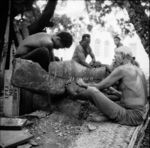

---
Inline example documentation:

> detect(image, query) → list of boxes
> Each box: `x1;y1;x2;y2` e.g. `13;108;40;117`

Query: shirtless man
77;51;148;126
72;34;96;68
15;31;73;71
14;31;73;113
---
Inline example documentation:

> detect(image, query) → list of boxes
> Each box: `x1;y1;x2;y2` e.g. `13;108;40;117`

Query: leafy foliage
85;0;150;56
12;0;36;17
51;14;73;30
12;0;150;55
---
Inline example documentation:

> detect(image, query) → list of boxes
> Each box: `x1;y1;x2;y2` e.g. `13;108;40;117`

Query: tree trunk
28;0;58;34
124;1;150;57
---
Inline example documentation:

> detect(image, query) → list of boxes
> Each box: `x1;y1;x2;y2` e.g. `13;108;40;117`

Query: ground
23;100;149;148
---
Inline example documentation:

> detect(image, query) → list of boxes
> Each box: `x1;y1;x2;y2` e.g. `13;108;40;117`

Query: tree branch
28;0;58;34
124;0;150;56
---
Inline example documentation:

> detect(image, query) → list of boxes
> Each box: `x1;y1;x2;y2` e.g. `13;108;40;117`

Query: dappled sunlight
89;30;115;65
45;0;149;78
56;0;87;19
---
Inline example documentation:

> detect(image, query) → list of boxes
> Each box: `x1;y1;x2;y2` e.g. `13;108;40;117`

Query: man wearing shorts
77;51;148;126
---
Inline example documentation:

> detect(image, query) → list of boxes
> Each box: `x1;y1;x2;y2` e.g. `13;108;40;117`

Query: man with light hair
76;50;149;126
113;35;139;68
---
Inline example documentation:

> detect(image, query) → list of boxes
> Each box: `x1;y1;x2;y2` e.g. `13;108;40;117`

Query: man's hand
76;78;88;88
111;87;121;95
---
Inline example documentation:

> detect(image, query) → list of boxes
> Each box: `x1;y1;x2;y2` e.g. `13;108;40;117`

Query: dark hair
114;36;121;40
57;31;73;48
82;34;90;41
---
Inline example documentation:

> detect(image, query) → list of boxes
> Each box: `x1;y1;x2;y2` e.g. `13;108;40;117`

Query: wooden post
3;42;20;116
0;0;11;116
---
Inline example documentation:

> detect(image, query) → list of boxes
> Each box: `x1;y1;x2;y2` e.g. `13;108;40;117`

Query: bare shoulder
112;64;136;78
33;32;51;41
34;32;53;46
119;64;135;72
75;44;83;52
31;32;48;37
113;65;125;73
18;32;53;50
120;64;142;79
76;44;82;49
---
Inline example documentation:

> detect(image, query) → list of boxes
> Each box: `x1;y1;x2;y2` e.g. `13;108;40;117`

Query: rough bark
49;60;106;81
85;0;150;57
124;1;150;56
28;0;58;34
11;59;107;95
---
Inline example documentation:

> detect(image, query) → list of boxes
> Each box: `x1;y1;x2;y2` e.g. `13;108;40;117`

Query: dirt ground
24;109;149;148
28;111;84;148
21;99;150;148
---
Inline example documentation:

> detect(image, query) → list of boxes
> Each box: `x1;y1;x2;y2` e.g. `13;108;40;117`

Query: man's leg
22;47;50;71
85;87;126;120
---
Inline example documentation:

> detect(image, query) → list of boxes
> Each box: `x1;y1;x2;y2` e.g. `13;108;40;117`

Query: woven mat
70;122;137;148
70;105;149;148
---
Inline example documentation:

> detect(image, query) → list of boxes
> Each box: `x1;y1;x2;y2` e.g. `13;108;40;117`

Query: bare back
120;64;147;106
15;32;53;58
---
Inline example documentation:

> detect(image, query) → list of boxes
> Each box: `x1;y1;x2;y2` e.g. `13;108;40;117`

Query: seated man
72;34;96;68
15;31;73;71
77;51;149;126
14;31;72;113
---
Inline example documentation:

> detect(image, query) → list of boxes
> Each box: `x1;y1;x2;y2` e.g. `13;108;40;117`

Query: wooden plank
11;42;20;116
0;95;4;116
3;42;20;116
3;70;14;116
0;130;33;148
0;0;11;116
0;117;27;130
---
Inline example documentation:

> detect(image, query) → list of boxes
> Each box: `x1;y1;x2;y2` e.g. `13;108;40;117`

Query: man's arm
76;48;91;68
94;66;123;89
77;66;123;89
79;59;91;68
109;86;122;97
89;46;96;62
92;67;123;89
